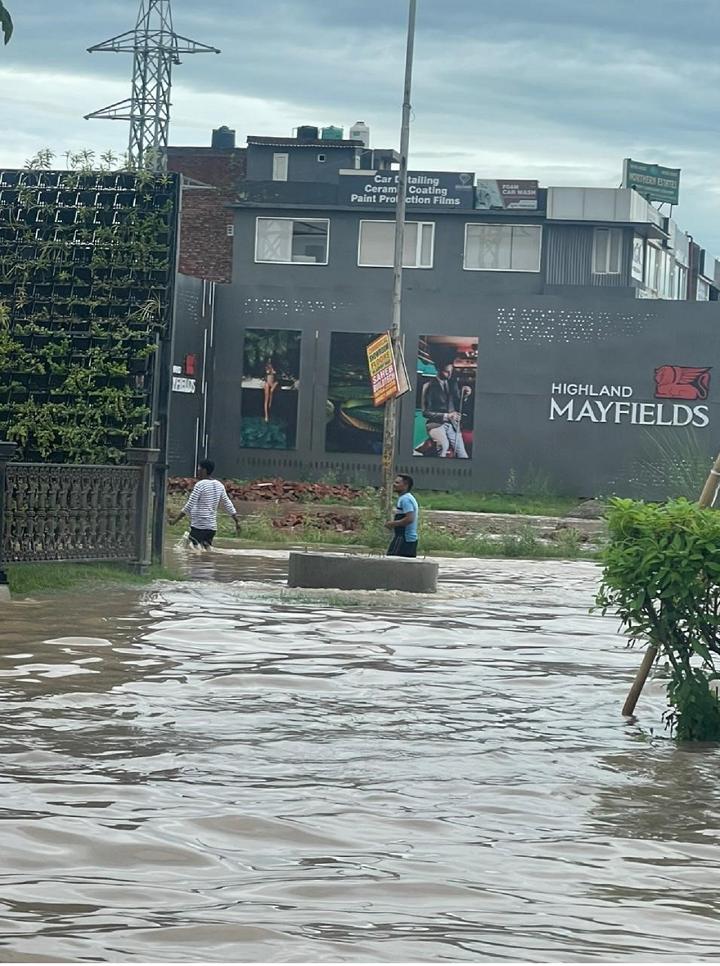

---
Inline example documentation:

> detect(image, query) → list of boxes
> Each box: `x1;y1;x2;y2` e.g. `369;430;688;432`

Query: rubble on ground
272;510;362;533
168;477;363;504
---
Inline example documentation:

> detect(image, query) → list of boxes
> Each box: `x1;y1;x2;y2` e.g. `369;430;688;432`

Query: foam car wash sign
340;171;474;209
475;179;538;210
623;159;681;205
548;366;711;427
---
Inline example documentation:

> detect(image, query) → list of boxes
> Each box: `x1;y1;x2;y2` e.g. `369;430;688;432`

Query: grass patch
165;494;596;561
414;490;576;516
7;562;181;597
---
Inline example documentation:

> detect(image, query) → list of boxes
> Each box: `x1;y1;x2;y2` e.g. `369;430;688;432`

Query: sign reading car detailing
548;366;711;427
475;179;538;210
366;332;399;406
623;159;680;205
340;171;474;209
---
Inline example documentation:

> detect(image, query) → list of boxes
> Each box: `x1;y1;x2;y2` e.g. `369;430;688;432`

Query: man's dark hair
398;474;414;491
199;458;215;476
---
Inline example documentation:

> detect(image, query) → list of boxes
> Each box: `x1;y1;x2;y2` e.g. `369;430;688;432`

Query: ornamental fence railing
0;442;159;586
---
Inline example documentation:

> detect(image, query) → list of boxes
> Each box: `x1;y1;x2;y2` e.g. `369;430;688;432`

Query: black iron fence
0;443;159;586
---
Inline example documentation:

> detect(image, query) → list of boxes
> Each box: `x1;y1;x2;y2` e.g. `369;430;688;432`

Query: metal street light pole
381;0;417;518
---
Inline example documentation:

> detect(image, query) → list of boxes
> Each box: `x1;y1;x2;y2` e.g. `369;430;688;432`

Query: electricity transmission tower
85;0;220;171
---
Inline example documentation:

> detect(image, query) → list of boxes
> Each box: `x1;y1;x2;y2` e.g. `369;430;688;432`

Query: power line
85;0;220;171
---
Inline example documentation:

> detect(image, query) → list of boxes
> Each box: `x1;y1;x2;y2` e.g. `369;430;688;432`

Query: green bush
597;498;720;741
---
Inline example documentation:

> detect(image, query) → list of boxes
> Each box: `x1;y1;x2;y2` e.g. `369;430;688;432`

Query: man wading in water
385;474;419;558
168;459;241;549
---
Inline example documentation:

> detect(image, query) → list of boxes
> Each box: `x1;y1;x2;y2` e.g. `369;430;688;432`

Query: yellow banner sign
366;332;399;407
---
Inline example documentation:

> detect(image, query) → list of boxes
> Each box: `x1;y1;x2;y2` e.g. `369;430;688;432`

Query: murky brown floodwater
1;547;719;962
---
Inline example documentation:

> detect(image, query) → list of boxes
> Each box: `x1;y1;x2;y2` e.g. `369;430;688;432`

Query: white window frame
317;153;327;163
272;153;289;182
592;227;623;275
254;217;330;266
463;223;542;273
356;219;435;269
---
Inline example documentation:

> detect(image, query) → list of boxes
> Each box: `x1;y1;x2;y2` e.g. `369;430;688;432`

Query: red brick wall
167;147;247;283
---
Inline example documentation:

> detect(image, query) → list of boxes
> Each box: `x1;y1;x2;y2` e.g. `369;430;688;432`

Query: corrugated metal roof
247;136;362;149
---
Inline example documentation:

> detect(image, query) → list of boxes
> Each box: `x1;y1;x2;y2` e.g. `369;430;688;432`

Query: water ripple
0;555;718;961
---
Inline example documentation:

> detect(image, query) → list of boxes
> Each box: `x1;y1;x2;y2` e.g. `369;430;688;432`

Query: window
463;224;542;272
645;243;660;293
317;154;327;163
357;220;435;268
272;153;288;182
675;264;688;301
592;227;623;274
255;218;329;265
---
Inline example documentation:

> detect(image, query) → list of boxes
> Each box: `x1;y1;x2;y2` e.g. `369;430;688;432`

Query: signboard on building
475;179;538;210
339;171;474;209
631;235;645;281
623;159;680;205
172;377;196;394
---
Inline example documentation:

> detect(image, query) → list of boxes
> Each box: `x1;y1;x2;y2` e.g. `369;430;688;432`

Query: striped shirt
182;479;237;530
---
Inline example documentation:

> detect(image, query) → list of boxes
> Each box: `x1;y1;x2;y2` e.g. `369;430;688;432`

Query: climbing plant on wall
0;150;178;463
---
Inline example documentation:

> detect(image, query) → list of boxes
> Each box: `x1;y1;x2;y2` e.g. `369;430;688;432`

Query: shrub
597;498;720;741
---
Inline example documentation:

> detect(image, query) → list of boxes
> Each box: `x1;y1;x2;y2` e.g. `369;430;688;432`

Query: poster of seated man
413;336;477;459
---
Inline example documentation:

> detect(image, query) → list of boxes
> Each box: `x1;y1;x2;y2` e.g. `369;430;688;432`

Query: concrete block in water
287;551;438;594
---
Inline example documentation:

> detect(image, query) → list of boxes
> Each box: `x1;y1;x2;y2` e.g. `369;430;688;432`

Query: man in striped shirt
169;459;241;548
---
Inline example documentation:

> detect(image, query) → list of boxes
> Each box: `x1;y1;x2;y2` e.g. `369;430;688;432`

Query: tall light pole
381;0;417;516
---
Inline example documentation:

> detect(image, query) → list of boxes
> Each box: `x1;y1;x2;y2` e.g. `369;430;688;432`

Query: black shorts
189;527;216;548
387;534;418;558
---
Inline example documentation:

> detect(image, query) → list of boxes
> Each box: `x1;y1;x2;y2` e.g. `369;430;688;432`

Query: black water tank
297;125;319;142
211;126;236;150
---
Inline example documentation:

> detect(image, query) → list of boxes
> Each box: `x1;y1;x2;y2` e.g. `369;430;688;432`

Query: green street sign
623;159;680;205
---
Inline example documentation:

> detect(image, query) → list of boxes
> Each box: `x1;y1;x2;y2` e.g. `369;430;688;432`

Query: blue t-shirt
396;493;419;542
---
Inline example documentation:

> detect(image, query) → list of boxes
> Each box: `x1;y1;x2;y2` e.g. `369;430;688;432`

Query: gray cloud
3;0;720;251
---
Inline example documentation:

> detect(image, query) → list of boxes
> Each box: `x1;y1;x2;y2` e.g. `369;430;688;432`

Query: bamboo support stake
621;451;720;717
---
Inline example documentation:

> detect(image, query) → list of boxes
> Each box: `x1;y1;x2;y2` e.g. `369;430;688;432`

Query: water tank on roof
211;126;236;150
350;121;370;148
297;125;319;142
321;125;344;140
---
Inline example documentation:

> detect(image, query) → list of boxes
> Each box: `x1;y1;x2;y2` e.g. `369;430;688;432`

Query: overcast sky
3;0;719;251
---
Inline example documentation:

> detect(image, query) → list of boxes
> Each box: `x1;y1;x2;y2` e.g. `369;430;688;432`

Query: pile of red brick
271;510;362;533
168;477;363;504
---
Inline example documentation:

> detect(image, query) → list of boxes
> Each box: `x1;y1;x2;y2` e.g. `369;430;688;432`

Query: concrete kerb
288;551;438;594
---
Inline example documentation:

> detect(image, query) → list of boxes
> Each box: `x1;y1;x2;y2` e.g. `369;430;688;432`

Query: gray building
169;129;720;497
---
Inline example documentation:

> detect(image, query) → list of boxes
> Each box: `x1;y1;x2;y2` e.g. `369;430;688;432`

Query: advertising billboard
338;171;475;210
326;332;386;454
623;159;680;205
475;179;538;210
414;336;478;459
240;329;301;449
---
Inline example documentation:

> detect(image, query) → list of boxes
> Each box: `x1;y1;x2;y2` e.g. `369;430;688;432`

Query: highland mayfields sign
549;366;712;427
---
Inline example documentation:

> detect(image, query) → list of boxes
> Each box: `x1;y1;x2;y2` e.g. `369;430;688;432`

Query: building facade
168;128;720;496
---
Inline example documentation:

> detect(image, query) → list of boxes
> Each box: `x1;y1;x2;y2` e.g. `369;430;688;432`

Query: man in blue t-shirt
385;474;420;558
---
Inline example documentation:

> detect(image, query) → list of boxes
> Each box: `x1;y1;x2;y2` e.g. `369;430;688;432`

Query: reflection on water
1;550;719;962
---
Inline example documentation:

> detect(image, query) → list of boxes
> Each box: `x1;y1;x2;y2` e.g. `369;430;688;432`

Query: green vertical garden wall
0;166;178;463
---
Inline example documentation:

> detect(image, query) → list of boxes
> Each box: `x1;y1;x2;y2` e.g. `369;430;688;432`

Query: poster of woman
240;329;301;449
414;336;478;459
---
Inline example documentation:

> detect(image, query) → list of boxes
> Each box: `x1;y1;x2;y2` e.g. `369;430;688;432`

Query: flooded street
1;550;719;962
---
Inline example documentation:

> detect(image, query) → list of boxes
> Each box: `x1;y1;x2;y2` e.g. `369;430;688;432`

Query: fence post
0;441;17;600
127;447;160;574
